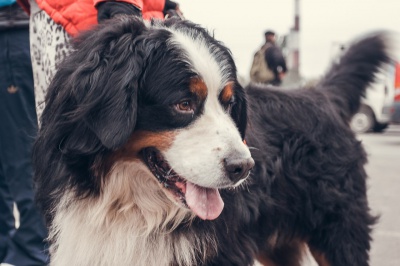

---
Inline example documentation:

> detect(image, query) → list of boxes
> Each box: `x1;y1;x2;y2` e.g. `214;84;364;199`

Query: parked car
350;63;396;133
390;62;400;124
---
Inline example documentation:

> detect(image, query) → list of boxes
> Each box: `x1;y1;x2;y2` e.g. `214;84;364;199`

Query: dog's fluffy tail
316;32;394;122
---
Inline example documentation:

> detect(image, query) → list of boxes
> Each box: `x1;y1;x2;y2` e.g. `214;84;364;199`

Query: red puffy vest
19;0;165;36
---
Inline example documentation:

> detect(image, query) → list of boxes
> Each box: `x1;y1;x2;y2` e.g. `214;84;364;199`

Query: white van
350;64;395;133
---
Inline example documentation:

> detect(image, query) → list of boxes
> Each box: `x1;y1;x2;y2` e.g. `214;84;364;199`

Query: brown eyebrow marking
190;78;208;100
220;82;234;103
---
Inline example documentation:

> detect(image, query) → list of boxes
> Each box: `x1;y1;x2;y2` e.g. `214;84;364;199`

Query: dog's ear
62;17;147;150
231;82;248;140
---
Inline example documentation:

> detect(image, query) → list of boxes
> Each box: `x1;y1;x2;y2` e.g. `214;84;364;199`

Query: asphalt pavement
359;125;400;266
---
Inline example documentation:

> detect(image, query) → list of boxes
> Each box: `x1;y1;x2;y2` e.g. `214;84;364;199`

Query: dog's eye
176;100;194;113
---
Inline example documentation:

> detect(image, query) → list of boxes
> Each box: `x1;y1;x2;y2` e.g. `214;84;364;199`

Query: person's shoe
1;263;16;266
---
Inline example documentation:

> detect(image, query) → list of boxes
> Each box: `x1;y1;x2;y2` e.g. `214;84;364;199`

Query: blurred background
179;0;399;82
180;0;400;134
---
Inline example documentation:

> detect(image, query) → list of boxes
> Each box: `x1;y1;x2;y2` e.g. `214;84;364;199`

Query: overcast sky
179;0;400;80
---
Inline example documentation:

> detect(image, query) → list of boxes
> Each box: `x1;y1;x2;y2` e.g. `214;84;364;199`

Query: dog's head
37;16;253;221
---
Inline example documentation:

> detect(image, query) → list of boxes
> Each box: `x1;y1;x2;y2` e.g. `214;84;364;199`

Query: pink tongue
185;182;224;220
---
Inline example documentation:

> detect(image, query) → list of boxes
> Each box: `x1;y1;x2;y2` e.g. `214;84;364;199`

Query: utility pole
282;0;301;86
292;0;300;75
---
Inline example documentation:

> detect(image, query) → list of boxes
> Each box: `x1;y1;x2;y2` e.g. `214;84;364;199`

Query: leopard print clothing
30;0;72;120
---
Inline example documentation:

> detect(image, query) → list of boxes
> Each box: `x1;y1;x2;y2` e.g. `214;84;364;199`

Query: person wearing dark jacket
0;1;49;265
264;30;287;86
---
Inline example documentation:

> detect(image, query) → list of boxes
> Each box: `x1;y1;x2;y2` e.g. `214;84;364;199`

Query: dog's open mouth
142;147;224;220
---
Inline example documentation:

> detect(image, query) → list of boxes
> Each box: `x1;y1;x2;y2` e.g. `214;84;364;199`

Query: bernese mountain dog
32;16;392;266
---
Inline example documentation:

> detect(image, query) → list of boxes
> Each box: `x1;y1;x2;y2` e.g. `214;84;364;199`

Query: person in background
16;0;182;120
0;1;49;265
250;30;287;86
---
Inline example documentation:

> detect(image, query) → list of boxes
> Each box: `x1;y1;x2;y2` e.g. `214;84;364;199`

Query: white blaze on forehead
168;29;231;96
168;28;237;137
163;28;251;189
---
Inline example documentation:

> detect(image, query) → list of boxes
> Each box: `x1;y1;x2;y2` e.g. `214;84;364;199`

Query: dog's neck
48;161;216;266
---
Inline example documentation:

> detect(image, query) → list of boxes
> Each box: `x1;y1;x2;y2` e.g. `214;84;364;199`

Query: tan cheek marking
122;130;176;157
220;82;233;103
92;131;176;190
190;78;208;100
105;130;177;164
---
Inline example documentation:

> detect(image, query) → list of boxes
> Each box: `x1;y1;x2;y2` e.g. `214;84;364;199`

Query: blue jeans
0;27;49;266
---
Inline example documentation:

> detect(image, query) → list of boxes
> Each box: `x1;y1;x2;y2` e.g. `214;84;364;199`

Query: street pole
282;0;301;86
293;0;300;75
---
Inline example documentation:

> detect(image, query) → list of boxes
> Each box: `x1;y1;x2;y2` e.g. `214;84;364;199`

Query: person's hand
164;0;184;19
97;2;142;23
174;6;184;19
174;5;183;16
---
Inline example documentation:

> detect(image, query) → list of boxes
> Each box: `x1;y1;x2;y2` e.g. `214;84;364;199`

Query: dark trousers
0;27;49;266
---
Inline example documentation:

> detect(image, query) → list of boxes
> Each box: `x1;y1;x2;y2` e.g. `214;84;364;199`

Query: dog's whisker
166;168;173;176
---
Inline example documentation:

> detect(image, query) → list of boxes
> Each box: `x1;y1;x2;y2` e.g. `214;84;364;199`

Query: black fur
33;16;391;266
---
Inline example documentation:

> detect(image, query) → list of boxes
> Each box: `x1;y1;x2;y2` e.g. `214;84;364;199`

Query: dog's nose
224;157;255;183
